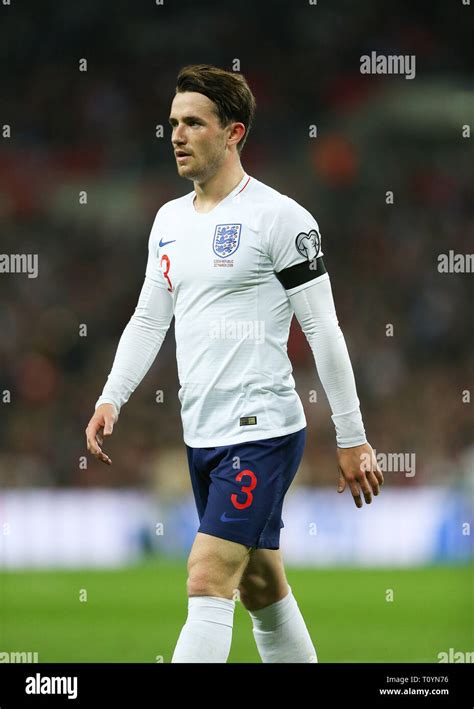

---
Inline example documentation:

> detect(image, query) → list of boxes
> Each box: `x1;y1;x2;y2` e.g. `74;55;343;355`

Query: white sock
248;585;318;663
171;595;235;663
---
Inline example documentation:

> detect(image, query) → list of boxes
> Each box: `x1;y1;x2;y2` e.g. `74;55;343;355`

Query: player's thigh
238;548;289;609
187;531;252;594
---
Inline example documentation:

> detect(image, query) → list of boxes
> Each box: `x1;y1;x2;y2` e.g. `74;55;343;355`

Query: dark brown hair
175;64;256;154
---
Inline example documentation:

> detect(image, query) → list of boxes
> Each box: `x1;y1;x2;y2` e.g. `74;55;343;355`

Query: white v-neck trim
190;173;250;215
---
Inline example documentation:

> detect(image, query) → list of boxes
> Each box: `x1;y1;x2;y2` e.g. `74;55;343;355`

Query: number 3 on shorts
231;469;257;510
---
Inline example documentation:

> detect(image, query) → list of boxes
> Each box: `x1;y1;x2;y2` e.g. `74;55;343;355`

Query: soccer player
85;64;384;663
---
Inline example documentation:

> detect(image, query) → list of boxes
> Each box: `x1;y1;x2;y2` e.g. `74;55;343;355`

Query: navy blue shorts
185;427;306;550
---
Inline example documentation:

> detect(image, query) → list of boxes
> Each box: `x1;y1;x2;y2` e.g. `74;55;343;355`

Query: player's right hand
85;403;118;465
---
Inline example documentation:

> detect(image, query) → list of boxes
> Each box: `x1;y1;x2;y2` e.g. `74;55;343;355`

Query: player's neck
193;164;246;214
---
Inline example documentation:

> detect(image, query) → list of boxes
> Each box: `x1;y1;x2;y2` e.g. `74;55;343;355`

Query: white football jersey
145;172;328;447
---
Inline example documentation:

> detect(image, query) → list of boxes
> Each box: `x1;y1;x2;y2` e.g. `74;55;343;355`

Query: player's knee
186;571;217;597
186;562;234;597
239;573;273;610
239;568;290;610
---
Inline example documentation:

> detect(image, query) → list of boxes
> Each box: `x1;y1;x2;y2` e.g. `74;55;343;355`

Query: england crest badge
213;223;242;258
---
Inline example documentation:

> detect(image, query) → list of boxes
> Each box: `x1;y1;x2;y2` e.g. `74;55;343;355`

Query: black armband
275;256;327;290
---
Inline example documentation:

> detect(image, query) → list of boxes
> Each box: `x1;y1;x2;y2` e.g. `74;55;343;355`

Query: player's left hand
336;442;384;508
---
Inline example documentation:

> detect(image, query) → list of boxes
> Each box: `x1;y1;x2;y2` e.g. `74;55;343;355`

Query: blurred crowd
0;0;472;491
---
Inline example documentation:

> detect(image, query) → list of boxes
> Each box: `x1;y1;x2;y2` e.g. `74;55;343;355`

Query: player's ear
227;121;245;149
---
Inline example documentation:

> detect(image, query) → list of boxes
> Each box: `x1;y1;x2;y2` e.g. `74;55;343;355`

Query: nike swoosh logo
159;238;176;247
220;512;249;523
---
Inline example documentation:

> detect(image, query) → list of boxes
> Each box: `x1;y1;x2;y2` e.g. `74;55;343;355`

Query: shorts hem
255;539;280;550
198;525;279;550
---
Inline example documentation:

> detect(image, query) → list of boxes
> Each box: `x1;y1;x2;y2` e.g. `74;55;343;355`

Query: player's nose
172;125;188;144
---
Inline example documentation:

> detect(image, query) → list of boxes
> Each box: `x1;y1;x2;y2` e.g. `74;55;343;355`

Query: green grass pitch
1;560;472;663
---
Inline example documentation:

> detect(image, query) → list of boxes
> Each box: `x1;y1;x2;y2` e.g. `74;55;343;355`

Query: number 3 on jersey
160;254;173;292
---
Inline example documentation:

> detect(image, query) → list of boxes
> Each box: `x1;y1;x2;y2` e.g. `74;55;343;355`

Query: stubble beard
179;145;226;183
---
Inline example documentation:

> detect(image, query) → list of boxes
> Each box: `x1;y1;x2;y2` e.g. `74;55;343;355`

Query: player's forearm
290;276;367;448
95;276;174;415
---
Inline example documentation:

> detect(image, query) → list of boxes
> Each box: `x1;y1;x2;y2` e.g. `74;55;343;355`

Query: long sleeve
95;274;174;416
289;275;367;448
